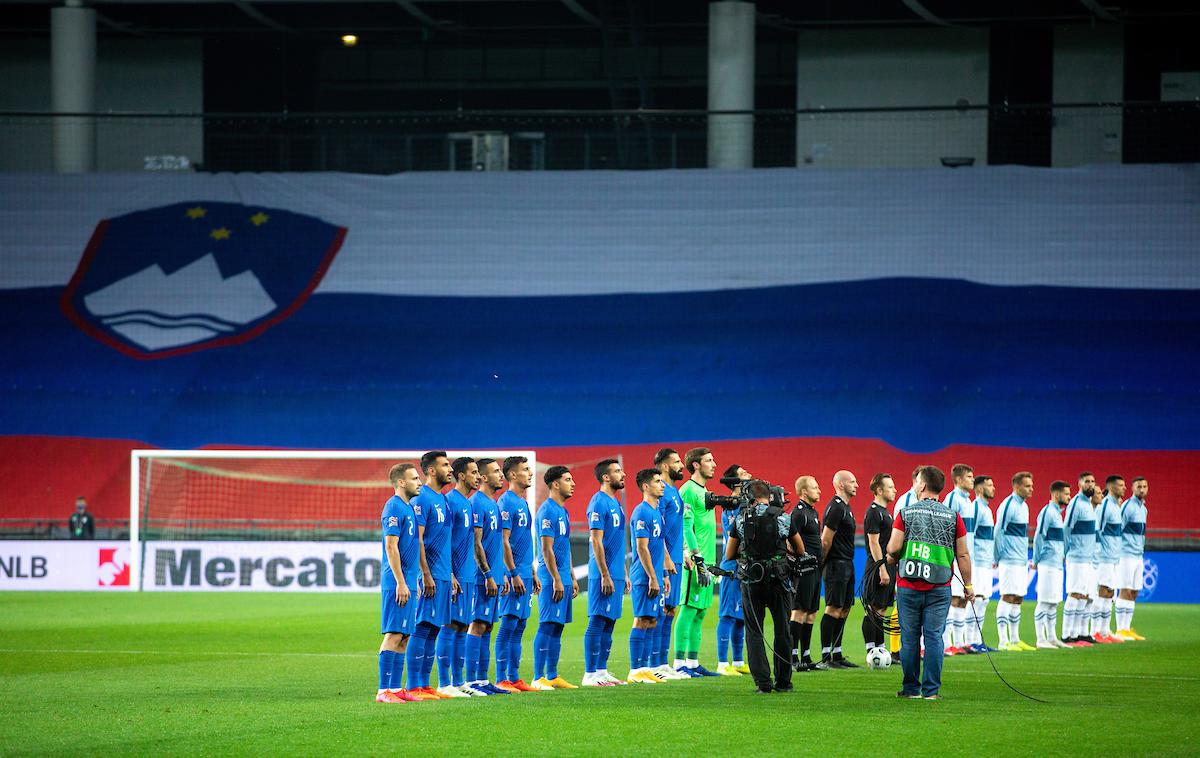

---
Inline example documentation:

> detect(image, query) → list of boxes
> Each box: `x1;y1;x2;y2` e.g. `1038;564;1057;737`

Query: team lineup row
372;450;1150;701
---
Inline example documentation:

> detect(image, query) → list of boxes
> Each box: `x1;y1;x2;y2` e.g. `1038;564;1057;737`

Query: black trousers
741;580;793;690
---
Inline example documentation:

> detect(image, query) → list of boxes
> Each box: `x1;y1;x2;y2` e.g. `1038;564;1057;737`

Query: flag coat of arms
60;201;346;358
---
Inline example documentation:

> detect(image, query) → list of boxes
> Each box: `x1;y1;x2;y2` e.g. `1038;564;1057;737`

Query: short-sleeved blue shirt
629;501;665;585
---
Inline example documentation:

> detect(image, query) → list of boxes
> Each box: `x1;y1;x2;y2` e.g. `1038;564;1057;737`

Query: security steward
884;465;974;700
723;480;808;694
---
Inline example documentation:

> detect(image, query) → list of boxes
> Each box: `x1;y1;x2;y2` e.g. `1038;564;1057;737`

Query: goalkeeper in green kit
673;447;721;677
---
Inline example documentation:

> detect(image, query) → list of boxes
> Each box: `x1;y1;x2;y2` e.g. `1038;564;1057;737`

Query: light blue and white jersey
943;488;976;556
893;489;918;519
1063;493;1097;564
1096;495;1124;564
1033;502;1065;567
994;493;1029;565
1120;496;1147;557
972;497;994;565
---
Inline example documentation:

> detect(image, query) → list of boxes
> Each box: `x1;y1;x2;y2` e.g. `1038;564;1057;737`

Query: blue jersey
893;489;917;518
381;494;420;586
1120;496;1147;556
470;490;504;583
535;499;572;581
499;490;534;575
720;504;741;571
973;498;995;564
586;491;626;584
446;488;476;586
1096;495;1124;564
1063;493;1097;563
413;484;452;582
943;488;976;556
629;501;665;586
661;482;686;564
994;493;1029;565
1033;502;1065;567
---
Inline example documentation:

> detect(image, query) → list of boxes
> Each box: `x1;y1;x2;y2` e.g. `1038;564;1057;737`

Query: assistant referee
818;470;859;668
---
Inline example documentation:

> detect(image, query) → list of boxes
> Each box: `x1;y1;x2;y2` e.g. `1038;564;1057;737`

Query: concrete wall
1053;25;1124;167
794;28;990;168
0;38;202;172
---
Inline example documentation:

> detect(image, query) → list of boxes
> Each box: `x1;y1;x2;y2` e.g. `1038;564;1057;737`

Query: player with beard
1062;472;1108;644
653;449;692;679
968;475;998;652
582;459;630;686
675;447;720;676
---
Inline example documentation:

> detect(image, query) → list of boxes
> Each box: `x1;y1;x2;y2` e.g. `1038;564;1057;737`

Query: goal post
129;449;537;591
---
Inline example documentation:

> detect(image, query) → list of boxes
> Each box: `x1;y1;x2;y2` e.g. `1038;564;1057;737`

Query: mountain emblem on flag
60;201;346;359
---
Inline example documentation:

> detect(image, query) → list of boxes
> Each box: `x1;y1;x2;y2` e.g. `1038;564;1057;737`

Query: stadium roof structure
1;0;1197;43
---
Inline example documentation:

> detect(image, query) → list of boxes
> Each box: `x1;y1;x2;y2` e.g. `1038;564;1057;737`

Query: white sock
943;620;953;649
1080;598;1092;637
673;658;686;669
1010;603;1023;643
1063;597;1078;638
996;601;1011;645
732;659;744;667
1116;598;1134;630
687;658;699;668
956;605;969;647
1035;602;1053;642
972;598;988;645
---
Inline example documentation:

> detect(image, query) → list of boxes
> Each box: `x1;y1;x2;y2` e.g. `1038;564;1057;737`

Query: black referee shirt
863;502;893;557
822;495;856;563
790;502;823;560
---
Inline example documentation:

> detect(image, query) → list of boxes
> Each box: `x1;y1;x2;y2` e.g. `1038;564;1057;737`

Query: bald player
819;470;859;668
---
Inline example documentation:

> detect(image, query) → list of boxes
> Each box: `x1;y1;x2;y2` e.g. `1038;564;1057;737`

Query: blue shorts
537;574;574;625
415;578;452;627
586;575;625;620
498;573;533;620
473;583;499;624
718;574;744;620
451;580;475;626
381;579;418;635
663;564;682;609
631;582;664;619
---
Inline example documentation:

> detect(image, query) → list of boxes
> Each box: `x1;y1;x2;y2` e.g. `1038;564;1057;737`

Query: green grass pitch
1;593;1198;757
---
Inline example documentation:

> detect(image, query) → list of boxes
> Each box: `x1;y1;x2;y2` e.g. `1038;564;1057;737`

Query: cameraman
724;480;807;694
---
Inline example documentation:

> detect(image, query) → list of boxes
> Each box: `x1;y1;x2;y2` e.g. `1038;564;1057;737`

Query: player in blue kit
1032;481;1071;648
464;458;511;695
441;457;482;695
1062;472;1104;644
970;476;998;652
628;469;671;684
376;463;425;703
941;464;977;655
1095;475;1126;641
532;465;581;690
1116;477;1149;640
495;456;540;693
653;448;691;680
581;459;628;687
995;471;1036;652
408;450;462;700
717;465;751;676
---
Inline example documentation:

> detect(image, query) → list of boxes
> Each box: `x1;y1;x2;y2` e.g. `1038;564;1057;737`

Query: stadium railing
1;101;1196;173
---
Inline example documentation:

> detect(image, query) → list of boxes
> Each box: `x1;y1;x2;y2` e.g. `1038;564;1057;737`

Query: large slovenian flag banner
0;166;1197;536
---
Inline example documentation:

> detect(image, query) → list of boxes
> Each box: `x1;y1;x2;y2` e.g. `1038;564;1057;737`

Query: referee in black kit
818;470;859;668
789;475;824;671
863;473;897;657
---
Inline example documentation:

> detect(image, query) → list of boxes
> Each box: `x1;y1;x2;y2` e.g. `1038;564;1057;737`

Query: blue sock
584;616;604;673
629;627;645;670
405;624;429;688
435;626;453;688
533;624;549;680
378;650;398;691
732;620;745;662
511;618;527;681
452;630;467;686
479;631;492;682
465;633;483;683
547;623;563;680
495;616;514;681
716;616;733;663
657;614;674;666
424;625;441;687
599;618;616;670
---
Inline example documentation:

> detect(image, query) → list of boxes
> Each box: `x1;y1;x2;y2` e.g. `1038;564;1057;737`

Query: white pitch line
0;648;360;658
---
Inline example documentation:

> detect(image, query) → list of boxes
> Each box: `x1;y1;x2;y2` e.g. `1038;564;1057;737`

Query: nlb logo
99;546;130;587
61;201;346;359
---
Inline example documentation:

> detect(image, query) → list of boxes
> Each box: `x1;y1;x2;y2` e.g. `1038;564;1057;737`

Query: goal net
129;449;536;590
